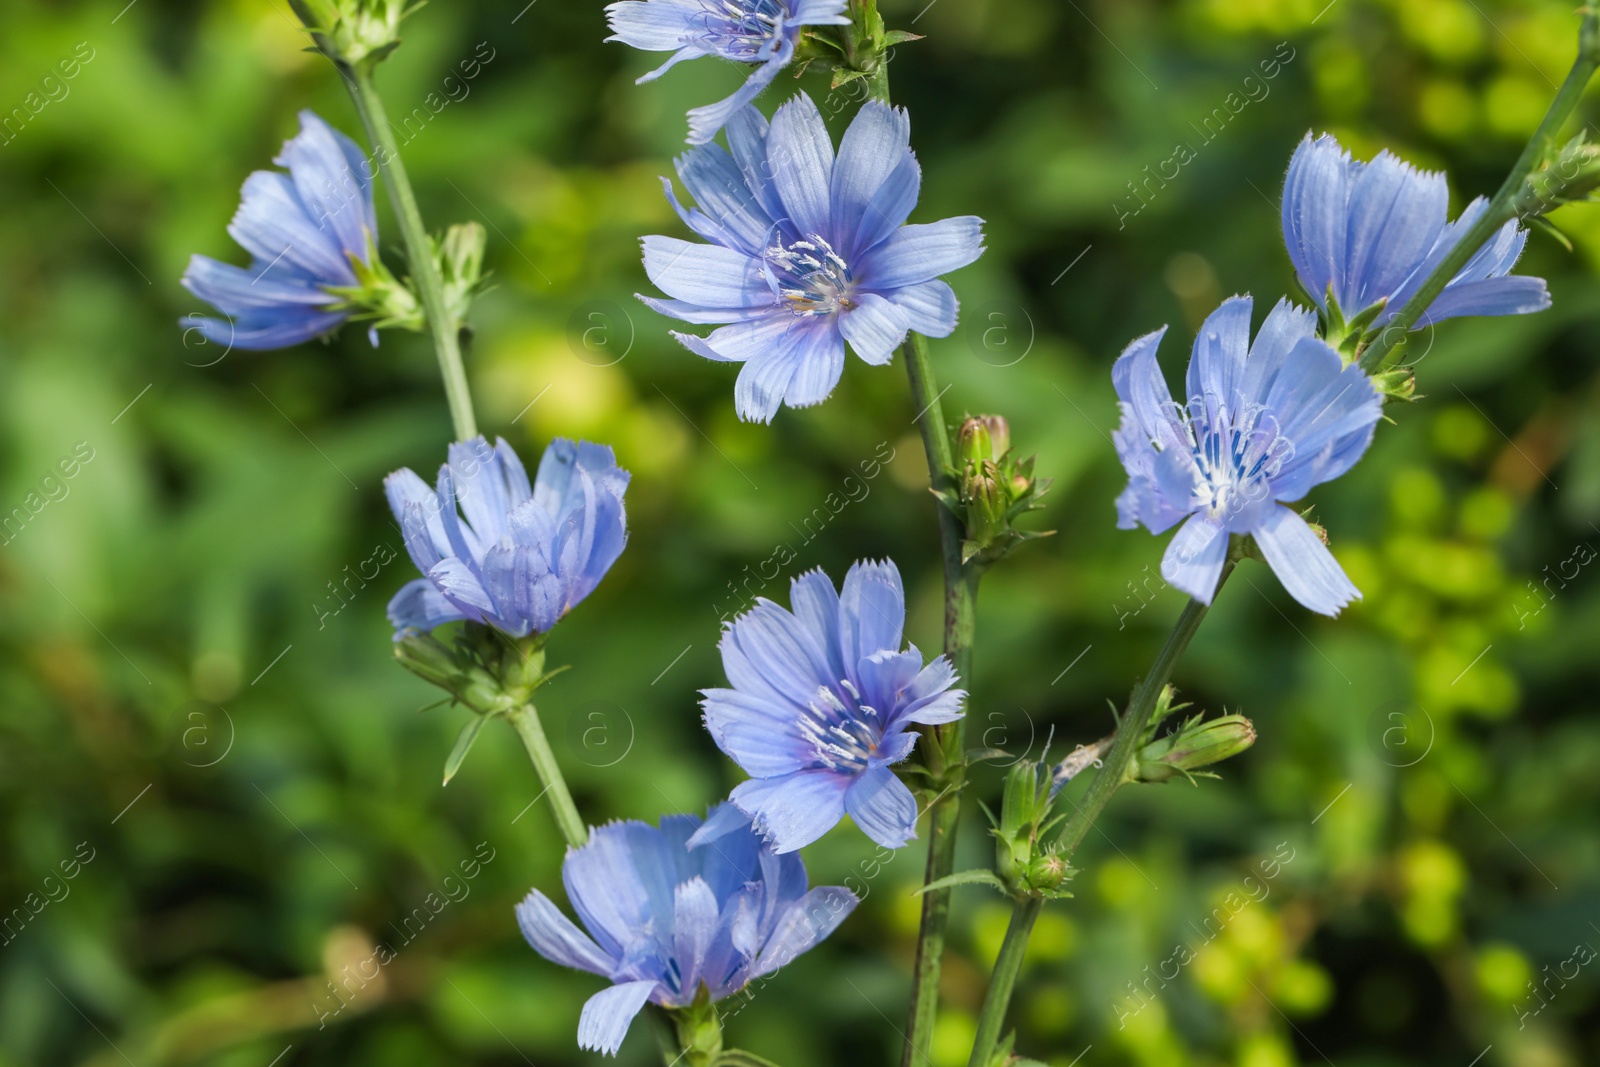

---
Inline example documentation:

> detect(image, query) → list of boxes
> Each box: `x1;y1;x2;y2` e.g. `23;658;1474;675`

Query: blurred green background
3;0;1600;1064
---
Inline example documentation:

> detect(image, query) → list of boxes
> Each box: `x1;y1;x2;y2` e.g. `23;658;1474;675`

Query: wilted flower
385;436;629;638
1111;295;1382;616
516;806;857;1055
1282;132;1549;335
691;560;964;853
639;94;985;422
604;0;850;144
182;111;396;350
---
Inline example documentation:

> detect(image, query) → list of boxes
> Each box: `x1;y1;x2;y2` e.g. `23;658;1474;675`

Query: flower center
699;0;788;62
1178;394;1295;522
798;680;881;773
765;233;856;317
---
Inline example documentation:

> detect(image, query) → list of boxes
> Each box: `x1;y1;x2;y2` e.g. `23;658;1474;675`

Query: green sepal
1371;366;1419;404
670;985;724;1066
882;29;925;46
1527;213;1574;252
442;713;490;785
322;238;424;334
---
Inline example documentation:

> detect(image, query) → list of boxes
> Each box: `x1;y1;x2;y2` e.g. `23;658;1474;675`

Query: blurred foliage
1;0;1599;1065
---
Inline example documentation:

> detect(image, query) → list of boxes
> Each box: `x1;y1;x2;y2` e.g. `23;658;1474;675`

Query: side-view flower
516;806;858;1055
691;559;965;853
604;0;851;144
638;93;985;422
182;110;391;349
1111;294;1383;616
1283;132;1550;337
385;435;630;638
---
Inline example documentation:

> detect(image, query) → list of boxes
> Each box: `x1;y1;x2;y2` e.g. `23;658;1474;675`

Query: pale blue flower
385;436;629;638
605;0;850;144
639;93;985;422
1282;132;1549;328
689;560;965;853
516;806;857;1056
1112;295;1382;616
182;110;376;349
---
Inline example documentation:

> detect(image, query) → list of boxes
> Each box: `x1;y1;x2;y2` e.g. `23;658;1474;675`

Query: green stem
965;898;1042;1067
901;332;980;1067
965;560;1235;1067
859;29;977;1067
508;703;587;849
346;60;479;441
1058;563;1231;856
1359;7;1600;373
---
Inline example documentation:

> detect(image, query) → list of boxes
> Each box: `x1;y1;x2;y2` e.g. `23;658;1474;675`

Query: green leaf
713;1052;785;1067
914;868;1010;896
882;29;925;46
442;714;490;786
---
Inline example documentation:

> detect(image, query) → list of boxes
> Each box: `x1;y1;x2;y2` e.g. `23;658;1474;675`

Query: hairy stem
508;704;587;850
901;332;979;1067
966;561;1235;1067
1057;564;1231;856
347;61;478;441
1359;7;1600;373
965;898;1042;1067
859;38;978;1067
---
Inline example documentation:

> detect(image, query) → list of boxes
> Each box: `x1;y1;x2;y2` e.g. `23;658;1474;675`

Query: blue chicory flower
516;805;858;1056
604;0;850;144
384;435;630;639
182;110;376;350
1282;132;1549;329
1112;294;1383;616
639;93;985;423
689;560;965;853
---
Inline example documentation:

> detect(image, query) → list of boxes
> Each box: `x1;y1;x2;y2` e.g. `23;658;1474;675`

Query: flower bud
1517;132;1600;216
989;758;1075;899
958;417;993;465
439;221;488;326
960;415;1011;461
1134;714;1256;783
1025;850;1071;893
290;0;412;66
394;631;458;689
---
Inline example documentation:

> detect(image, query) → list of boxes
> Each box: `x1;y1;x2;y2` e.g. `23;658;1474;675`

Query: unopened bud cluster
324;222;488;339
290;0;414;66
991;758;1074;900
945;415;1051;568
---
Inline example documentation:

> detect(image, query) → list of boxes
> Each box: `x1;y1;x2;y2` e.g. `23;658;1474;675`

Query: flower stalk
508;703;588;849
858;22;984;1050
345;60;479;441
1359;5;1600;373
965;559;1237;1067
901;330;981;1067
